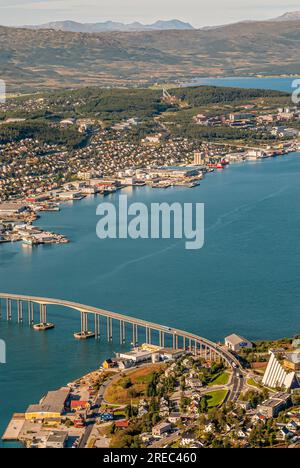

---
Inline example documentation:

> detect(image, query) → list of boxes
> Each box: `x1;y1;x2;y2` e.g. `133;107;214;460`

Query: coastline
1;147;299;250
163;74;300;90
3;332;299;448
1;151;300;448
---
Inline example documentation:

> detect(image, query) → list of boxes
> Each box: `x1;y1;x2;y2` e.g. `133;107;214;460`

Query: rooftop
285;352;300;364
225;334;251;345
153;421;172;430
26;389;70;415
120;349;152;358
0;202;27;212
260;392;291;408
46;431;68;443
42;389;70;410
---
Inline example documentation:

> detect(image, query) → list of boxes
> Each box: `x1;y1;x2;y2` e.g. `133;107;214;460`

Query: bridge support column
17;300;23;323
145;327;151;344
119;320;125;345
172;334;179;350
94;315;100;340
132;324;138;346
28;301;34;325
107;317;112;342
194;340;197;356
40;304;47;324
81;312;88;333
6;298;12;321
159;331;165;348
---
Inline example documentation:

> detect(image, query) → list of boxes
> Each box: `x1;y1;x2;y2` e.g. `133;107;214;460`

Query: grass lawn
104;364;163;405
208;372;230;387
205;390;228;408
247;378;261;388
246;378;277;394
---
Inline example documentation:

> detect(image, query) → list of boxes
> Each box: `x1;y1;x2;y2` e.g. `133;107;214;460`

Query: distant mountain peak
272;11;300;21
23;19;195;33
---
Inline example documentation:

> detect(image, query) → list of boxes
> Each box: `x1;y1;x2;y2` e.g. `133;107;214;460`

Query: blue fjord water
188;76;300;92
0;77;300;445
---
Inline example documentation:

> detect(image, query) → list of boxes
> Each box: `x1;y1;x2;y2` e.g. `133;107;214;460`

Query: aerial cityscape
0;0;300;454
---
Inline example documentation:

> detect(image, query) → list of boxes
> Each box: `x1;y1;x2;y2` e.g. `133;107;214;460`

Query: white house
225;334;253;352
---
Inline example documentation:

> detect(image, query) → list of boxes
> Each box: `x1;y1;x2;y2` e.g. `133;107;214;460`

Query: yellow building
25;389;70;421
25;406;62;421
102;358;114;369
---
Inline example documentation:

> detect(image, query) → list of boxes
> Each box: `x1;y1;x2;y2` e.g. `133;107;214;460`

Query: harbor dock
2;415;25;441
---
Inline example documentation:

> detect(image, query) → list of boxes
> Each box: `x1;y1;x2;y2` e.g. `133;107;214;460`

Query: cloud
6;0;68;7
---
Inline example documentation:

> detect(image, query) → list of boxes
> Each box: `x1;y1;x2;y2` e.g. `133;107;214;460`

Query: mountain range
22;11;300;33
273;11;300;21
0;17;299;91
24;19;194;33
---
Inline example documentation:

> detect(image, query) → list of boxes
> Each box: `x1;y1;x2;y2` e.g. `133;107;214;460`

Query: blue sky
0;0;299;27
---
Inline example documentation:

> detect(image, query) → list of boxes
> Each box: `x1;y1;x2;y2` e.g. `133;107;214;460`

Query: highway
229;369;245;402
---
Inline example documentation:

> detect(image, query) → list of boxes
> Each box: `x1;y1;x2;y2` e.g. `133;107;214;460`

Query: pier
0;293;240;368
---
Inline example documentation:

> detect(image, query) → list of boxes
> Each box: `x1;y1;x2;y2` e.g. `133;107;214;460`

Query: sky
0;0;299;27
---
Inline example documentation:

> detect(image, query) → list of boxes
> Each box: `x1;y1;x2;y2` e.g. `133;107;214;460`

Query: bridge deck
0;293;240;367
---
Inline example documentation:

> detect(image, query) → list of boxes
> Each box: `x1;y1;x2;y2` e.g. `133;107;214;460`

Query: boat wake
93;187;288;281
206;186;287;232
93;240;183;282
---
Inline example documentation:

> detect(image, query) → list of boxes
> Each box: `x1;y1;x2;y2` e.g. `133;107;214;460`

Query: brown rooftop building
25;388;70;421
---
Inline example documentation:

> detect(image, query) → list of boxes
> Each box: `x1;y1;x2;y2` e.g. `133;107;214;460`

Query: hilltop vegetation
0;85;289;146
0;120;86;148
0;85;290;146
2;85;288;121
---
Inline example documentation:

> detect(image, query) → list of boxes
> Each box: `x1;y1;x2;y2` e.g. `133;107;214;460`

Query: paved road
229;369;244;402
80;367;245;448
79;375;115;448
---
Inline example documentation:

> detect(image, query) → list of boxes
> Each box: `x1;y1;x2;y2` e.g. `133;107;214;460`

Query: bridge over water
0;293;240;368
